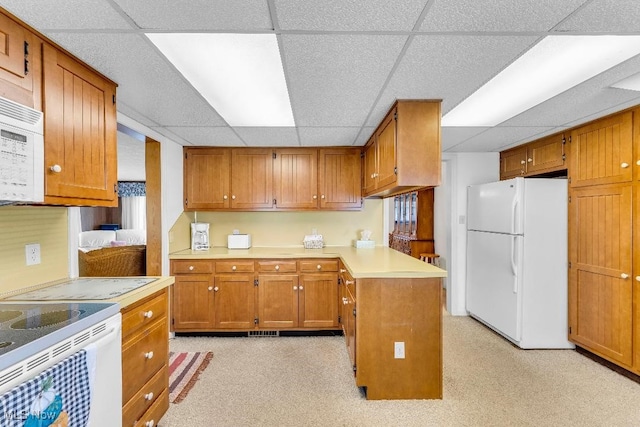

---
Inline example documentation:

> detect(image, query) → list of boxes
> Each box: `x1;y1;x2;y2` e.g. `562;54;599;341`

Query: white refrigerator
466;177;573;349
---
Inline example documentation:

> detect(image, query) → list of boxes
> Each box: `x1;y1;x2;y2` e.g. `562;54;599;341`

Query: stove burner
10;310;85;330
0;310;22;323
0;342;13;349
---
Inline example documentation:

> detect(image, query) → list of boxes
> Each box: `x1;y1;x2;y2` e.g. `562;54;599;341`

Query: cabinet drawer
133;387;169;427
216;260;255;273
123;364;168;426
171;260;214;274
122;319;168;403
256;260;297;273
122;290;168;341
299;259;338;272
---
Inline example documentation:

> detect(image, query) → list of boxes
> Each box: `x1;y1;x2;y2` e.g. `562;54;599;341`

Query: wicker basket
303;235;324;249
78;245;146;277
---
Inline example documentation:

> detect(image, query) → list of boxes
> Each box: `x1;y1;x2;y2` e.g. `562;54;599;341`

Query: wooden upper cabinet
362;100;441;198
231;148;273;209
0;11;41;109
499;132;566;180
42;43;118;206
570;111;633;187
319;148;362;210
273;148;318;210
499;146;527;180
184;148;230;210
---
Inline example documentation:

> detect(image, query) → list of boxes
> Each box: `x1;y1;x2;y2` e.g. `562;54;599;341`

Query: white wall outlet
311;228;317;235
25;243;41;266
394;341;405;359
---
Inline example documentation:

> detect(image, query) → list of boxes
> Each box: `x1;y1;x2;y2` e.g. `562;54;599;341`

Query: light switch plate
394;341;405;359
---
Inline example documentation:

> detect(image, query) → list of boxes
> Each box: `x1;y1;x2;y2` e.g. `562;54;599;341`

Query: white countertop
170;246;447;279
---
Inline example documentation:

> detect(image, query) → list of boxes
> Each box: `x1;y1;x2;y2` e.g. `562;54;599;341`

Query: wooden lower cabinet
298;273;339;328
258;273;299;328
339;264;356;372
213;273;256;329
121;289;169;426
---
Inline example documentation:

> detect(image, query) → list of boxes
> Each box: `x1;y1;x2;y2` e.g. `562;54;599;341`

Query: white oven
0;303;122;427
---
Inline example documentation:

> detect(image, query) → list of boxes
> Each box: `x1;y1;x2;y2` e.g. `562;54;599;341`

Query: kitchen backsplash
0;206;69;294
169;198;384;252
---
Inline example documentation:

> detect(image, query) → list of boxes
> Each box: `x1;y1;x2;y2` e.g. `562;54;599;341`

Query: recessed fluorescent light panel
442;36;640;127
611;72;640;92
147;33;295;127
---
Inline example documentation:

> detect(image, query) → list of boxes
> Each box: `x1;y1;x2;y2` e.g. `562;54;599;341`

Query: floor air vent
248;331;279;337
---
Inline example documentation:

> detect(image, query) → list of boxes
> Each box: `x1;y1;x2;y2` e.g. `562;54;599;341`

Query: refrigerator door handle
511;194;519;235
511;235;518;293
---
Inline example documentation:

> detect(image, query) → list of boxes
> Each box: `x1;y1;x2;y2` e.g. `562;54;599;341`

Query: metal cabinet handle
527;158;532;162
621;162;629;168
316;264;321;270
313;195;317;199
145;351;154;359
520;160;526;165
144;392;154;401
321;195;325;199
621;273;629;279
340;269;346;273
214;286;219;292
189;265;194;271
50;164;62;173
223;195;228;200
299;286;303;291
345;280;354;285
232;265;237;271
636;160;640;166
293;286;298;290
232;195;236;200
143;310;153;319
208;286;213;291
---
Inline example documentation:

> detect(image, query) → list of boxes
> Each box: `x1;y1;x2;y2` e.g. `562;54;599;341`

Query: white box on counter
353;240;375;248
227;234;251;249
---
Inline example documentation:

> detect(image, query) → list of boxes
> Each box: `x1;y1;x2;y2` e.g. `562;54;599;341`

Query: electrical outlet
394;341;405;359
25;243;41;266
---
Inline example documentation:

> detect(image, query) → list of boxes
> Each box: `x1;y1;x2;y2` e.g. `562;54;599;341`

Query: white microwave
0;96;44;205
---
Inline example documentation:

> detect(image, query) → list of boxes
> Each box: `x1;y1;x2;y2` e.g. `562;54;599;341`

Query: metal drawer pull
214;286;219;292
232;265;237;271
143;310;153;319
145;351;154;359
317;264;321;270
144;392;154;401
223;195;228;200
636;276;640;282
345;280;354;285
275;265;280;271
189;265;194;271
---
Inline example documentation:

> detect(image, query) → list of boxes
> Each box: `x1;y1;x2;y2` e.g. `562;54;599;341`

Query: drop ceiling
2;0;640;154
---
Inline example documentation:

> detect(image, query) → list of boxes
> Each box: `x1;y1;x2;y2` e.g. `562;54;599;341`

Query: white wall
435;153;499;315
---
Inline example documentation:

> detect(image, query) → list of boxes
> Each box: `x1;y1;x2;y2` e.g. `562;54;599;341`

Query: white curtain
121;196;146;230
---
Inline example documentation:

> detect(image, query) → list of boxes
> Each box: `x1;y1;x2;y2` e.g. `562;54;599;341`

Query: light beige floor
160;315;640;426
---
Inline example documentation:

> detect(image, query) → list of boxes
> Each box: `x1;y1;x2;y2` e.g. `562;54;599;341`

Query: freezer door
467;177;523;235
466;230;523;343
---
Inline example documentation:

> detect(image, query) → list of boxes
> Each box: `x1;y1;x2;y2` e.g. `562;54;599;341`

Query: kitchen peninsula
170;246;446;400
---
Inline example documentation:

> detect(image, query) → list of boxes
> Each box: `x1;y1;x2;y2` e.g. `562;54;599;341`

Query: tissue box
227;234;251;249
353;240;375;248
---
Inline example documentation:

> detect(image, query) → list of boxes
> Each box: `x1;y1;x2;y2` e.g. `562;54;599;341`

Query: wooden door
499;146;526;180
172;275;215;330
231;148;273;209
214;274;256;329
569;184;633;366
570;111;633;187
184;148;230;210
376;109;397;189
0;12;40;108
299;273;339;328
258;274;299;328
42;44;117;206
273;148;317;209
362;139;377;195
319;148;362;210
525;133;566;175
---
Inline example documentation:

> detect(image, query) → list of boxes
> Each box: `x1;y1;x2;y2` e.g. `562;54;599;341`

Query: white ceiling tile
275;0;429;31
282;34;408;127
112;0;272;30
556;0;640;32
298;128;361;147
370;35;540;126
0;0;132;30
117;103;160;128
441;127;489;151
447;126;556;152
117;131;146;181
235;128;300;147
163;127;246;146
420;0;589;31
354;127;377;146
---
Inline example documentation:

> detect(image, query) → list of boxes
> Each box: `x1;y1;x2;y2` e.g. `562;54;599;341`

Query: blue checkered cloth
0;349;91;427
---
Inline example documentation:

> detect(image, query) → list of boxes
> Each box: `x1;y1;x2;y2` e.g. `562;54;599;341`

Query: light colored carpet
160;315;640;426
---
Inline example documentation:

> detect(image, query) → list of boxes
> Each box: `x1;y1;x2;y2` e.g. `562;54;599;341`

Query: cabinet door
569;184;632;366
0;12;41;109
362;140;377;195
319;148;362;210
525;133;566;175
258;274;299;328
172;275;215;330
376;110;397;189
499;146;526;180
273;148;318;209
570;111;633;187
299;273;339;328
214;274;256;329
184;148;230;210
231;148;273;209
42;44;117;206
345;286;356;371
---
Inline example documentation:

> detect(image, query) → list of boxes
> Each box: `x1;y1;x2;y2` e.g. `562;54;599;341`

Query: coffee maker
191;222;210;251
